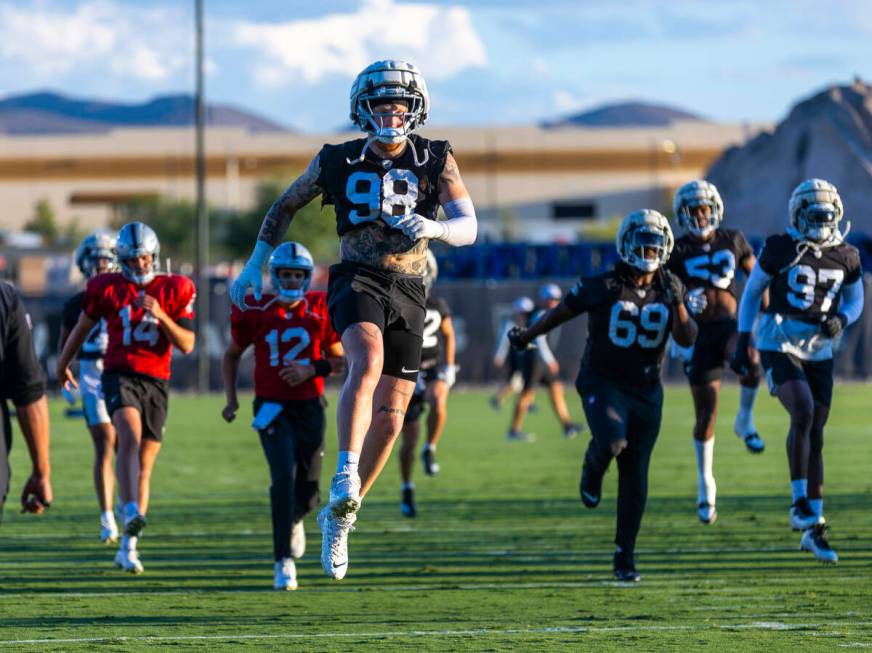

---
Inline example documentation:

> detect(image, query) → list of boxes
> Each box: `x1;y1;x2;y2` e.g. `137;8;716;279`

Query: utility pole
194;0;209;392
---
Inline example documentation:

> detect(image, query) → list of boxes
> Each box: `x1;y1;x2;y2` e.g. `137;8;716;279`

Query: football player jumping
222;242;345;590
667;180;766;526
731;179;863;564
510;210;697;582
57;222;196;574
230;60;477;580
58;231;120;543
398;251;457;517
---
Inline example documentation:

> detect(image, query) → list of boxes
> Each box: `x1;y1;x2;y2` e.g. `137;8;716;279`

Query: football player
731;179;863;564
57;231;119;543
222;241;345;590
230;60;477;580
667;180;765;526
506;284;584;442
510;210;697;582
57;222;196;574
398;251;457;517
490;296;534;411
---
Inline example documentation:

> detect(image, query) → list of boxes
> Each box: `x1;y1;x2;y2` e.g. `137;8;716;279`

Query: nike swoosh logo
582;491;599;503
332;561;347;569
401;367;419;374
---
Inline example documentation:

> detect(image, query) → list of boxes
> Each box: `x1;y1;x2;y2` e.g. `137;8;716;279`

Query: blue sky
1;0;871;131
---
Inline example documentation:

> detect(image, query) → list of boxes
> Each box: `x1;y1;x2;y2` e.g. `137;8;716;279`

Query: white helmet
538;283;562;302
673;180;724;238
513;296;534;313
269;241;314;301
349;60;429;144
75;230;117;279
788;178;845;244
423;249;438;297
616;210;674;272
116;222;160;285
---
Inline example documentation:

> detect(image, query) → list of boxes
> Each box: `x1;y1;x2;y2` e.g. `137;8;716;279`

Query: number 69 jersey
564;265;684;386
315;134;451;236
230;291;340;402
757;233;861;321
83;272;196;380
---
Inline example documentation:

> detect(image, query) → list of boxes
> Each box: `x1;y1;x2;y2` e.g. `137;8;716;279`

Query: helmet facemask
623;226;670;272
679;199;720;238
358;93;424;144
795;201;840;243
268;241;314;302
120;254;158;286
271;267;311;302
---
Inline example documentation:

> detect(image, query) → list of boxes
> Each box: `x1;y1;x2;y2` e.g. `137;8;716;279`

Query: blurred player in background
230;60;477;580
57;222;196;574
223;242;345;590
510;210;697;582
732;179;863;563
506;284;584;442
490;296;534;411
668;181;765;526
398;251;457;517
58;230;119;543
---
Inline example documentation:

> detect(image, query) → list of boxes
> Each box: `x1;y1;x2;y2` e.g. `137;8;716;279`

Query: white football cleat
114;545;144;574
100;521;119;544
697;502;718;525
274;558;298;590
328;471;362;511
800;524;838;564
318;506;357;580
291;520;306;559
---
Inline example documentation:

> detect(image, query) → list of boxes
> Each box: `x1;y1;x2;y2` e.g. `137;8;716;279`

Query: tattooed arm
437;152;471;204
230;155;323;309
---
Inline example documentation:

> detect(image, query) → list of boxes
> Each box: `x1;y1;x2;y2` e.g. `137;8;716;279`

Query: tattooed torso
340;224;429;275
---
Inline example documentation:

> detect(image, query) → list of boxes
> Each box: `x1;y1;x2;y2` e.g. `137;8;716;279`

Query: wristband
313;359;332;377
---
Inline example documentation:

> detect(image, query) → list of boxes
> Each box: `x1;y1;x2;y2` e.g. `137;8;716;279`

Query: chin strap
780;222;851;274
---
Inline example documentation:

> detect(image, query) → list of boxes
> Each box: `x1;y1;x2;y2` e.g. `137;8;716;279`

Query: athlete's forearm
222;350;241;406
155;316;196;355
525;303;575;342
57;314;96;372
737;263;772;333
671;303;698;348
16;396;51;476
256;157;322;247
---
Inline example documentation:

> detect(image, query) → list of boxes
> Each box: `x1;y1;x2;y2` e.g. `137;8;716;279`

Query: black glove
729;332;752;376
822;313;848;338
664;271;685;307
508;326;531;351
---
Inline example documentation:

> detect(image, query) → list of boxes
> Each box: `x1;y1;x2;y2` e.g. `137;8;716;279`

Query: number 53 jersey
83;273;196;380
230;291;340;402
668;228;754;297
564;265;684;386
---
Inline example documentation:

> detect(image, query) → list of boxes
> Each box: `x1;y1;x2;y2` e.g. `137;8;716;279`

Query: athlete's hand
664;271;686;307
138;293;167;321
231;261;265;311
729;332;753;376
221;400;239;423
822;313;848;338
56;363;78;391
20;472;52;515
280;362;315;387
508;326;532;350
441;364;457;389
685;287;708;315
394;213;447;241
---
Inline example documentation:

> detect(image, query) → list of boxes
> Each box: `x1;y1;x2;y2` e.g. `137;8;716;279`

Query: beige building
0;121;769;240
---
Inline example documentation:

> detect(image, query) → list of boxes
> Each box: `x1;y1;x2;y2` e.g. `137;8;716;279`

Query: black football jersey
315;134;451;238
668;228;754;297
757;233;861;321
421;296;451;365
564;264;683;386
62;291;108;361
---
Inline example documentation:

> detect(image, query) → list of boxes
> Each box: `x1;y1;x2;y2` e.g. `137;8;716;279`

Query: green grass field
2;385;872;651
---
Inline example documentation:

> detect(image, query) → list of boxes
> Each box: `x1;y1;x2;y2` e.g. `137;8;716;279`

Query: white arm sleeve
494;322;512;365
436;198;478;247
840;278;864;325
737;262;772;333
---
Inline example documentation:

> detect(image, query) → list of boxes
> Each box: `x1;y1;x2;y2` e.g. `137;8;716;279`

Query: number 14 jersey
83;273;196;380
230;291;340;402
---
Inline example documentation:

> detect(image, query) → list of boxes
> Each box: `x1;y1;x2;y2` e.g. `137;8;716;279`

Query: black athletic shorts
253;395;326;442
576;373;663;446
102;371;169;442
327;262;426;383
522;355;557;391
684;318;736;385
759;351;834;408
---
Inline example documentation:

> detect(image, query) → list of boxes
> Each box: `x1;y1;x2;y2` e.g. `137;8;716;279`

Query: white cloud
233;0;487;88
0;1;190;85
552;90;586;114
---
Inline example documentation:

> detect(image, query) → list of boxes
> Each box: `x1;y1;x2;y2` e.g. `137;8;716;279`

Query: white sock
121;535;138;550
401;482;414;491
336;451;360;476
809;498;823;517
694;438;716;505
101;510;117;527
123;502;140;521
423;443;435;452
734;385;758;436
791;479;808;503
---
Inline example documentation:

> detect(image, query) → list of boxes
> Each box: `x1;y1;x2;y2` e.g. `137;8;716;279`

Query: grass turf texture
2;386;871;651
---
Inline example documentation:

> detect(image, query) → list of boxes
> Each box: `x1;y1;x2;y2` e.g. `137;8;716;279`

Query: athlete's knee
790;401;815;434
373;405;406;437
809;427;824;455
610;437;628;457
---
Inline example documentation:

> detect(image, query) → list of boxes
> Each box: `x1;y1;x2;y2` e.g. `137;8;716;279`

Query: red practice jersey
83;272;196;380
231;291;340;401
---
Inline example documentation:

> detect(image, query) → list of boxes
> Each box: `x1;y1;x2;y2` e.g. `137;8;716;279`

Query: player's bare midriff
339;222;429;275
697;287;738;322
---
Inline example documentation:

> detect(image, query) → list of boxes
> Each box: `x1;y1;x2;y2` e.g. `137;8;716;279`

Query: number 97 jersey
758;233;861;320
230;291;340;402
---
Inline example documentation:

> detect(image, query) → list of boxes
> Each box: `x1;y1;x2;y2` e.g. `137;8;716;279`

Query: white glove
393;213;447;241
231;241;273;311
685;287;708;315
441;364;458;389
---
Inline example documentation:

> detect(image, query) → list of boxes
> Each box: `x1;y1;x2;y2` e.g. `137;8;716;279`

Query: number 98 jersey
564;265;683;386
757;233;861;320
315;134;451;237
83;272;196;380
230;291;340;401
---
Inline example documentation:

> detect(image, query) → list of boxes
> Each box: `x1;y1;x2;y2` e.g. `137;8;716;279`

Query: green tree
23;199;60;245
112;196;197;263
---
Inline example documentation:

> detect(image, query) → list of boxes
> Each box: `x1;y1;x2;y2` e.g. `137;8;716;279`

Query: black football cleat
579;460;603;509
400;487;417;518
421;448;440;476
790;497;824;531
613;551;641;583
